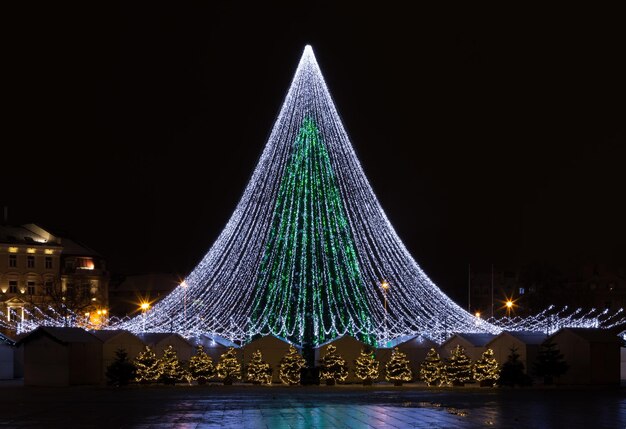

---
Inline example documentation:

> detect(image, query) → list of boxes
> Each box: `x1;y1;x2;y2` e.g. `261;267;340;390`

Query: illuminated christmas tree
385;347;412;386
188;345;215;385
279;345;307;385
532;340;568;385
116;45;491;347
134;346;160;384
472;348;499;387
319;344;349;385
246;349;272;384
354;347;380;385
158;345;185;385
105;348;136;387
216;347;242;385
446;345;472;386
419;348;447;387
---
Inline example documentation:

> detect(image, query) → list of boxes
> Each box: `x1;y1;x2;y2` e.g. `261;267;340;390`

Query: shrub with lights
188;345;215;385
246;349;272;385
216;346;242;385
446;345;472;386
419;348;447;387
472;348;499;387
319;344;349;385
134;345;160;384
354;347;380;385
385;347;412;386
279;345;307;385
158;345;186;385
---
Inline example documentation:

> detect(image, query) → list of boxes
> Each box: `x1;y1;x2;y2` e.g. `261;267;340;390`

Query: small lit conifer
354;348;380;385
279;345;307;385
246;349;272;384
216;346;242;385
385;347;412;386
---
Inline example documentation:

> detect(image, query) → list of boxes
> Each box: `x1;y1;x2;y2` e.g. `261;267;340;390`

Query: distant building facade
0;224;109;331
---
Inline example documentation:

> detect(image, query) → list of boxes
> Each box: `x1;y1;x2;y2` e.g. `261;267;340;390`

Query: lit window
519;287;525;295
44;249;54;255
27;256;35;268
45;257;53;269
8;254;17;268
9;281;18;294
8;247;18;253
76;258;95;270
26;248;36;254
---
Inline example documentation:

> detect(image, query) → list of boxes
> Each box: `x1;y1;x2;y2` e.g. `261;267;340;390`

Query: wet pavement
0;383;624;428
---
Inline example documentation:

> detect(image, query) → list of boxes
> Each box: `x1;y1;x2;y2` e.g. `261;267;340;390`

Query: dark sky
5;3;625;302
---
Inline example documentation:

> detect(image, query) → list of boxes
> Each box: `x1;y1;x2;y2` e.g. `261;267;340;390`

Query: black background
5;3;625;303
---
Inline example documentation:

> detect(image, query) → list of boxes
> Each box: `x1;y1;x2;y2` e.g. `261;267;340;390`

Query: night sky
5;4;625;302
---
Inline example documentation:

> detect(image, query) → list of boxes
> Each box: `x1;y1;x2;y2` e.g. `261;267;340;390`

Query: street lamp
140;302;150;332
505;299;514;317
381;280;390;344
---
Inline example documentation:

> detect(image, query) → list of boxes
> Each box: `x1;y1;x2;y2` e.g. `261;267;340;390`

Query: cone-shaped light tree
158;345;185;385
116;45;493;347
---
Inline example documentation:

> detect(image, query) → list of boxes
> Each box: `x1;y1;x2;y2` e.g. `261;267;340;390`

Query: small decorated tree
246;349;272;384
532;340;568;385
158;345;185;385
105;348;137;386
419;348;447;387
319;344;349;385
385;347;412;386
279;345;307;385
354;348;380;385
188;345;215;385
216;346;242;385
499;347;532;387
472;348;499;387
134;345;160;384
446;345;472;386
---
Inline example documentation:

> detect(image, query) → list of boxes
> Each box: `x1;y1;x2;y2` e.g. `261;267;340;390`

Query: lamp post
505;299;513;317
140;302;150;332
381;280;390;345
181;280;188;332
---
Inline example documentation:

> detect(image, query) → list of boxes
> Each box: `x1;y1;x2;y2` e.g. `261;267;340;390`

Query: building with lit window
0;224;109;331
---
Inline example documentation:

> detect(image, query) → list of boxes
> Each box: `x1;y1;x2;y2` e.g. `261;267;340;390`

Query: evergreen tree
446;345;472;386
279;345;307;385
134;346;160;383
354;348;379;385
216;346;242;385
385;347;412;386
499;347;532;387
105;348;137;386
246;349;272;384
319;344;349;385
158;345;185;385
532;340;568;385
188;345;215;385
419;348;447;387
472;348;499;387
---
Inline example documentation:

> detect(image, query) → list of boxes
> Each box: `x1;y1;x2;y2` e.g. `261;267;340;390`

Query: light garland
188;345;215;384
134;345;160;383
445;344;472;386
216;347;242;385
419;348;446;387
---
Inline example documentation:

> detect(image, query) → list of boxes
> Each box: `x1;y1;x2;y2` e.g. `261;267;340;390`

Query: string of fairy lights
1;46;624;345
